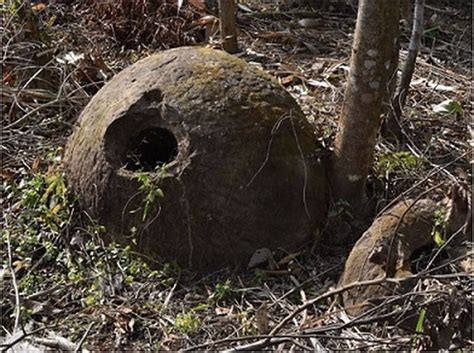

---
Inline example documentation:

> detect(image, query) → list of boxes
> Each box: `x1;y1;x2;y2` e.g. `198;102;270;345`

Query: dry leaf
189;0;208;11
237;3;253;12
2;65;14;85
307;79;332;88
0;168;13;181
31;157;41;172
257;31;301;45
193;15;218;26
256;303;269;334
298;18;321;28
280;75;295;85
262;269;292;276
278;63;299;72
31;2;47;12
117;306;133;315
311;62;325;72
12;260;24;271
302;41;320;55
277;250;305;266
215;306;232;316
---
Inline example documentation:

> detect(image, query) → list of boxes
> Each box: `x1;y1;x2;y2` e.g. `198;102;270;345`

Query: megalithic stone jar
64;46;328;272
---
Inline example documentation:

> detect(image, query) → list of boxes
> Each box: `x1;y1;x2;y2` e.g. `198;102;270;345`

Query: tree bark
382;0;424;142
218;0;239;53
393;0;425;124
332;0;400;209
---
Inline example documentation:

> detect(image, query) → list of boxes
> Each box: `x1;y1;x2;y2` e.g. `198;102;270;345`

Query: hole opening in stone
124;128;178;172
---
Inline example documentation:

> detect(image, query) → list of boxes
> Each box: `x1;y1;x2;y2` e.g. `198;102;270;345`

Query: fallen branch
5;217;21;333
75;322;94;353
270;254;473;337
31;336;78;351
185;275;427;351
186;330;415;351
0;327;49;353
222;337;290;352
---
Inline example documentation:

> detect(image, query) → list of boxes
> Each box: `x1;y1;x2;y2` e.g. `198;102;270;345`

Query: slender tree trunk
382;24;402;142
332;0;400;209
393;0;425;120
218;0;239;53
383;0;424;141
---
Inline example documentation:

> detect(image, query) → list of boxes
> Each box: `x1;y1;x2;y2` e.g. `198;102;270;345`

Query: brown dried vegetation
81;0;205;49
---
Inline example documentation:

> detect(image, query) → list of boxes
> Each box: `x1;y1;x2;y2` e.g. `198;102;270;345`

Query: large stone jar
65;47;327;271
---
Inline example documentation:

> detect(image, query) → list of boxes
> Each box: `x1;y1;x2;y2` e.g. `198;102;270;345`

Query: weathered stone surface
339;199;437;315
65;46;327;272
339;193;472;349
339;187;472;316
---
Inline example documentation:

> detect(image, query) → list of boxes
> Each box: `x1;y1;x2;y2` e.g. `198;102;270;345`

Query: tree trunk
393;0;425;126
218;0;239;53
332;0;400;209
382;0;424;142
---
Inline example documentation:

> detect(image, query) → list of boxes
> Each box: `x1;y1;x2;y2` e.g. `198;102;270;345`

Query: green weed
135;163;174;221
412;307;427;350
375;151;424;177
209;279;233;304
175;311;201;336
432;208;448;247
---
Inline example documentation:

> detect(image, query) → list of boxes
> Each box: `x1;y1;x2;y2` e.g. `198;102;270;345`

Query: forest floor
1;1;472;351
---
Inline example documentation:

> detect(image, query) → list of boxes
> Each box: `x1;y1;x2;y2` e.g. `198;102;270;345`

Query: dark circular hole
124;128;178;172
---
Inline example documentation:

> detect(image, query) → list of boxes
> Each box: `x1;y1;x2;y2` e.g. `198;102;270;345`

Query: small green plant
83;281;103;307
423;25;440;39
433;99;464;116
375;151;423;177
328;199;354;220
209;279;233;304
192;303;209;312
415;307;427;333
1;0;22;19
22;172;67;210
238;310;257;336
135;163;174;221
2;169;73;276
253;268;266;284
432;208;448;247
412;307;427;350
175;311;201;336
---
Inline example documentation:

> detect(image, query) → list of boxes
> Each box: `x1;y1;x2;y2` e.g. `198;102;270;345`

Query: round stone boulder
64;46;327;271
